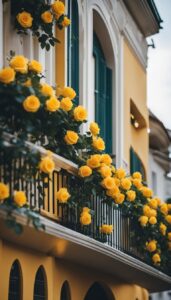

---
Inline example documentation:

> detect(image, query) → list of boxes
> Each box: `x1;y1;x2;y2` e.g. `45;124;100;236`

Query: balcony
0;134;171;293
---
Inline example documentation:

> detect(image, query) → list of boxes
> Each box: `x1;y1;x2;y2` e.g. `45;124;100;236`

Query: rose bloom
106;185;120;199
87;154;101;169
16;11;33;28
140;187;153;198
126;190;136;202
120;178;132;190
80;212;91;225
41;11;53;23
101;176;116;190
114;193;125;204
99;166;112;178
61;86;76;99
52;1;65;17
39;156;55;174
101;154;112;165
148;198;158;209
146;240;157;252
78;166;92;177
89;122;100;136
115;168;126;179
41;83;55;97
92;137;105;151
165;215;171;224
64;131;79;145
138;215;148;227
160;203;168;215
152;253;161;265
100;224;113;234
132;172;142;180
0;182;9;201
56;187;70;203
61;16;71;27
60;97;73;111
159;223;167;236
149;216;157;225
0;67;15;84
23;95;40;112
73;106;87;122
46;97;60;112
10;55;28;73
132;178;142;189
28;60;43;73
14;191;27;207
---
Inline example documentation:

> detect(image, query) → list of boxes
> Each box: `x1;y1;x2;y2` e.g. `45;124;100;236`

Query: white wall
150;291;171;300
149;152;166;200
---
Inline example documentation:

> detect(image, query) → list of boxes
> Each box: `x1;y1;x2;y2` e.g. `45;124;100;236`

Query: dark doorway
84;282;115;300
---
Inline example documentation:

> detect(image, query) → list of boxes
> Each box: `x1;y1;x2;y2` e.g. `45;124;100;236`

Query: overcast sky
147;0;171;130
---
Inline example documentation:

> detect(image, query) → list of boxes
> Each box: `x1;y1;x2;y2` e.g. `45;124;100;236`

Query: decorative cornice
0;209;171;293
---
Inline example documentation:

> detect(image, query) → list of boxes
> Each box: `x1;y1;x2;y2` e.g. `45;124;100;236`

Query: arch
8;259;23;300
84;282;115;300
33;266;47;300
60;280;71;300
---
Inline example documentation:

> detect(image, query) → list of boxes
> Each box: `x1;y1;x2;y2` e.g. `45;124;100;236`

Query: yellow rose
64;130;79;145
115;168;126;179
160;203;168;215
89;122;100;136
132;171;142;180
100;224;113;234
60;97;73;111
10;55;28;73
99;166;112;178
56;187;70;203
168;232;171;241
101;154;112;165
41;83;55;97
0;182;9;201
23;95;40;112
82;207;90;213
52;1;65;17
114;177;120;187
73;106;87;122
165;215;171;224
92;137;105;151
168;204;171;211
149;216;157;225
0;67;15;84
150;209;157;217
39;156;55;174
146;240;157;252
41;11;53;23
46;97;60;112
114;193;125;204
80;212;91;225
16;11;33;28
120;178;132;190
132;178;142;189
106;185;120;198
159;223;167;236
152;253;161;264
140;187;153;198
61;16;71;27
101;176;116;190
14;191;27;207
148;198;158;209
143;205;151;217
23;79;32;87
61;86;76;99
78;166;92;177
87;154;101;169
139;215;148;227
126;190;136;202
28;60;43;73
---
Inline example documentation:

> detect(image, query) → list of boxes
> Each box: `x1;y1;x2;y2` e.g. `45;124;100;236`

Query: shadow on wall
84;282;115;300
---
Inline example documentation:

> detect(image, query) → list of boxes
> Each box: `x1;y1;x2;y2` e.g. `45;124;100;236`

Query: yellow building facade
0;1;170;300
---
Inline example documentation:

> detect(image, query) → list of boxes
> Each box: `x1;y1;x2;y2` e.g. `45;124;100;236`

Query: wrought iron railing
0;139;134;256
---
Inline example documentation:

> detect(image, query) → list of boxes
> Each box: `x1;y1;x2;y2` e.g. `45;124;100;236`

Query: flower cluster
0;182;27;207
11;0;70;50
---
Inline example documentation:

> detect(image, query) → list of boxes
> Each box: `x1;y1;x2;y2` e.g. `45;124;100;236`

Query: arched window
33;266;47;300
84;282;115;300
8;260;22;300
67;0;79;104
60;281;71;300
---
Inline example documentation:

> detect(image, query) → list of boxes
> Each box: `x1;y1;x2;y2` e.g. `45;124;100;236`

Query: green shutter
67;0;79;104
130;147;146;178
93;33;113;154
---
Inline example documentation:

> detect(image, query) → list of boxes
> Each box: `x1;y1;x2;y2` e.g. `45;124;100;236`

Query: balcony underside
0;209;170;293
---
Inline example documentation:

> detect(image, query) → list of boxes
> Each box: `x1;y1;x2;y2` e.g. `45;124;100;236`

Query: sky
147;0;171;130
